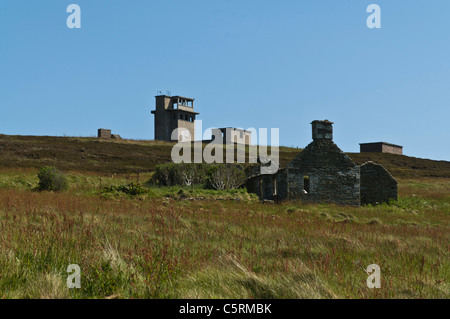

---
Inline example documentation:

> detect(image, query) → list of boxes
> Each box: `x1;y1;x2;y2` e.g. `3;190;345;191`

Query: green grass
0;135;448;298
0;168;448;299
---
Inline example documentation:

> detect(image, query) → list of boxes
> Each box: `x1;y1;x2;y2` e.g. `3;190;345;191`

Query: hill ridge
0;134;449;178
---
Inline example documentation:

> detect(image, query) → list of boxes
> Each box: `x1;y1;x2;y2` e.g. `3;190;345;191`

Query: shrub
151;163;209;187
150;163;245;190
152;163;174;186
206;164;246;190
103;183;148;196
37;166;68;192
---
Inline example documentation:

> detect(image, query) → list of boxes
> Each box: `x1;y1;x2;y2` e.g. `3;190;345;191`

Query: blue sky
0;1;449;160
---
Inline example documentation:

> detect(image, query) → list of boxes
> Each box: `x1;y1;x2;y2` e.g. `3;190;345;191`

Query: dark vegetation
0;134;449;178
37;166;68;192
151;163;246;190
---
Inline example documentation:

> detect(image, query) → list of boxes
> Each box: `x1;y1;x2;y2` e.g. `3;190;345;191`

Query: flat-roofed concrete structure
360;142;403;155
210;128;252;145
98;129;111;140
151;95;199;142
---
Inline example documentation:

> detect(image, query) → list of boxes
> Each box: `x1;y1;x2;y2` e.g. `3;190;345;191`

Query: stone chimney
311;120;333;140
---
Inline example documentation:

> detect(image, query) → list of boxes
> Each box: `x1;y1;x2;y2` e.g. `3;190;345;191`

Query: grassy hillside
0;177;448;298
1;134;449;178
348;153;450;178
0;134;448;299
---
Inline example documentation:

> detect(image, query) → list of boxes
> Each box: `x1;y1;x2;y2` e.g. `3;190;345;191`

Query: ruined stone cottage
246;120;398;206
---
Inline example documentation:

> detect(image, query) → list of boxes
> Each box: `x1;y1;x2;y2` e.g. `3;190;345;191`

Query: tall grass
0;172;448;298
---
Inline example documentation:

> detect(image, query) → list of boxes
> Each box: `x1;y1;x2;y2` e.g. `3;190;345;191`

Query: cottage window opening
259;179;263;198
303;176;310;194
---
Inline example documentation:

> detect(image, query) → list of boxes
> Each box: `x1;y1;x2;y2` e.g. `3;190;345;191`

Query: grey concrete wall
360;143;402;155
176;119;195;142
360;143;383;153
153;95;197;142
382;144;403;155
221;128;252;145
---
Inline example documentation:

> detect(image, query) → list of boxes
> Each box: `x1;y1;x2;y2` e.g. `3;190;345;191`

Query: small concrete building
211;128;252;145
98;129;112;140
360;142;403;155
246;120;398;206
151;95;199;142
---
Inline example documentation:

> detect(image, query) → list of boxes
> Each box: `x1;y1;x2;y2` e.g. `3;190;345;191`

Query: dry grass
0;172;448;299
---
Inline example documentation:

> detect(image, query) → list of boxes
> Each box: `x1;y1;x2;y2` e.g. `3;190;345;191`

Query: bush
150;163;246;190
103;183;148;196
206;164;246;190
151;163;209;187
37;166;68;192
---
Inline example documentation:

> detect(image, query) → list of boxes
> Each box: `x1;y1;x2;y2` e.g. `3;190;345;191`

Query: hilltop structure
98;129;121;140
246;120;398;206
151;95;199;142
360;142;403;155
151;94;253;145
211;128;252;145
98;128;111;140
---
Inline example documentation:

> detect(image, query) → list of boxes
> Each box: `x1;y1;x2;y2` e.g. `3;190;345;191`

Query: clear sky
0;1;449;160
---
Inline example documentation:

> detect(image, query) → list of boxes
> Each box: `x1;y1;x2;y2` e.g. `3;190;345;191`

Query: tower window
179;114;183;120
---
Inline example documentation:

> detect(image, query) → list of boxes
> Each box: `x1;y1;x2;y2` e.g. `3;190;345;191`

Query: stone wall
360;161;398;205
247;139;360;206
286;139;360;206
245;121;398;206
245;169;287;202
246;174;274;200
